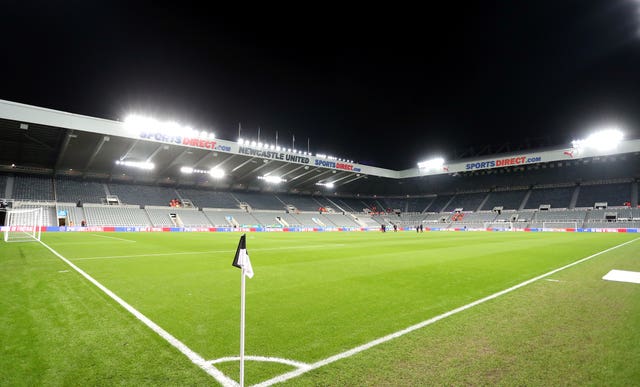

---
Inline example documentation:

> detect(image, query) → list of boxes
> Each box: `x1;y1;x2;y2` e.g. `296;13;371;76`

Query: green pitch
1;231;639;385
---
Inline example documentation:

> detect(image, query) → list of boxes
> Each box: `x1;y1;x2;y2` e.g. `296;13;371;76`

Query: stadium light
238;138;244;145
259;175;286;184
417;157;445;170
316;182;334;188
180;166;194;174
124;114;214;139
115;160;155;170
572;127;623;152
209;168;225;178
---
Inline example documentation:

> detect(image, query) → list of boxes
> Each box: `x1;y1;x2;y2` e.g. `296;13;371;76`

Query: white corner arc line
208;356;311;370
37;240;238;387
254;237;640;387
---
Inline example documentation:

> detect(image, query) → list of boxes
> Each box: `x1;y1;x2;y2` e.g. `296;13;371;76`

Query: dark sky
2;1;640;169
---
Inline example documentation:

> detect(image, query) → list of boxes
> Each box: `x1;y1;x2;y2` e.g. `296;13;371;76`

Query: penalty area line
37;240;238;387
88;234;137;242
70;243;347;261
254;237;640;387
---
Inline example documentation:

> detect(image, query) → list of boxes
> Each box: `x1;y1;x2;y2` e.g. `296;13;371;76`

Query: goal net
3;207;43;243
484;221;514;231
542;221;578;230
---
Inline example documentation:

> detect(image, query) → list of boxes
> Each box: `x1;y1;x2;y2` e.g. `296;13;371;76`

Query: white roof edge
2;98;639;179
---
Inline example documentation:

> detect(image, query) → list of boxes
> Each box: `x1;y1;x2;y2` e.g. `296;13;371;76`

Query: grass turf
1;231;638;385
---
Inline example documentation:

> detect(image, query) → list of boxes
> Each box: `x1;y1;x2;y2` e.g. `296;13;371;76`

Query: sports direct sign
464;155;542;170
139;131;232;152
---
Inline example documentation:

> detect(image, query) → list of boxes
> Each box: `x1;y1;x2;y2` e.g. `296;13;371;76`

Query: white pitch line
88;234;137;242
37;240;238;387
208;355;311;370
254;237;640;387
70;244;346;261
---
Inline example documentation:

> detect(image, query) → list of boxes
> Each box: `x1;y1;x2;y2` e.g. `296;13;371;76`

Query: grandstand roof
1;99;640;196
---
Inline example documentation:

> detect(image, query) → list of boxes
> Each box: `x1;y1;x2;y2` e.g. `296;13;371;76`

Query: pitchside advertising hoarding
1;226;637;233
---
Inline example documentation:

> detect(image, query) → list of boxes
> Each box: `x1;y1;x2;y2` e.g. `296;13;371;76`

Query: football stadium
1;99;639;386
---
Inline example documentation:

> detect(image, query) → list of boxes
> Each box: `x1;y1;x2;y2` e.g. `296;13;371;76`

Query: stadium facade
0;99;638;232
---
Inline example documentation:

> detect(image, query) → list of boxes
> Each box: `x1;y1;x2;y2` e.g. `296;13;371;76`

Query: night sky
2;1;640;169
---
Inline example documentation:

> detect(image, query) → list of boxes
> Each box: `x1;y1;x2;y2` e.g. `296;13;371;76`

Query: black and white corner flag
232;234;254;278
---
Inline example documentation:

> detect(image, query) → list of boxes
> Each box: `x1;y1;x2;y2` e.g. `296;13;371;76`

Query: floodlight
316;182;334;188
209;168;225;178
417;157;445;170
259;175;286;183
115;160;155;170
251;141;257;147
238;139;244;145
276;146;281;151
180;166;194;174
572;128;623;151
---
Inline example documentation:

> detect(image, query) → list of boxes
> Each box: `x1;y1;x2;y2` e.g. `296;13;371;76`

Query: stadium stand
379;198;407;212
425;194;454;212
83;204;150;226
443;192;488;212
289;212;328;227
203;209;236;227
406;197;434;213
276;193;323;211
55;177;106;204
276;213;300;227
250;211;288;228
107;183;177;206
524;185;575;209
178;189;238;209
575;181;632;208
313;196;342;212
333;197;370;212
0;174;8;198
352;214;381;228
481;189;529;210
232;192;285;210
225;210;261;227
146;207;212;227
56;203;86;226
13;175;55;201
528;209;588;228
322;213;362;227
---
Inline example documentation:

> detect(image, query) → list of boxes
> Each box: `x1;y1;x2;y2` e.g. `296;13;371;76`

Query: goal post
542;221;578;230
3;207;43;242
484;221;514;231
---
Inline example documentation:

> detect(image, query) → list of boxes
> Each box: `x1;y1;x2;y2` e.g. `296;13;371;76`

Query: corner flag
232;234;254;386
232;234;254;278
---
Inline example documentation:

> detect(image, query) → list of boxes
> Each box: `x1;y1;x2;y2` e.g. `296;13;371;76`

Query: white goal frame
484;221;514;231
3;207;43;242
542;221;579;230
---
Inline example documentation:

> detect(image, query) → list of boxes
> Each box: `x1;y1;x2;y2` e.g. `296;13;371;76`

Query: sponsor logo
465;155;543;170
